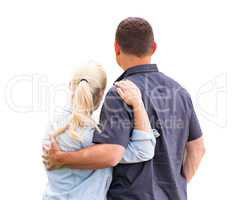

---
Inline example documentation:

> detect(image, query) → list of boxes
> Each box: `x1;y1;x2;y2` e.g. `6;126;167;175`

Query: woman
43;62;158;200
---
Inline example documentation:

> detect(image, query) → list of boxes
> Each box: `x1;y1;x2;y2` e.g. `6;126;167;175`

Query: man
44;17;205;200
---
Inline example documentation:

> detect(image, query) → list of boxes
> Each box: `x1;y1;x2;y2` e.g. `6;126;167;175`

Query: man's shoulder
103;86;123;105
101;85;132;116
157;72;195;115
105;85;116;94
157;72;192;97
127;71;191;97
104;85;119;98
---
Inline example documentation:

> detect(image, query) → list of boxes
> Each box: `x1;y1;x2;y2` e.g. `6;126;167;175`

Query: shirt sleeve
188;97;203;141
92;87;133;148
120;129;156;164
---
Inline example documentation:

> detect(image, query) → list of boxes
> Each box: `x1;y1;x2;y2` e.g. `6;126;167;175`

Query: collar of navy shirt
115;64;159;82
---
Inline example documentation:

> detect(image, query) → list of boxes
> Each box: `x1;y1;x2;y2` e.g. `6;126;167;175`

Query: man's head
115;17;157;70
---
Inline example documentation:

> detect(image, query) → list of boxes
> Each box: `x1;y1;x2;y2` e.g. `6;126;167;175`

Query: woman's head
69;62;107;136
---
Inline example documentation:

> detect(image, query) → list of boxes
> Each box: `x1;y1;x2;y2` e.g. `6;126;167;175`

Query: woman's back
43;107;112;200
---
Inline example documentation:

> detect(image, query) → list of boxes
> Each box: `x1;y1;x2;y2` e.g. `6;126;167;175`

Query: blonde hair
55;62;107;141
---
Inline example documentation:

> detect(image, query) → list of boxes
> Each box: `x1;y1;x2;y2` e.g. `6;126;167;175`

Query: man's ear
151;41;157;54
115;41;121;55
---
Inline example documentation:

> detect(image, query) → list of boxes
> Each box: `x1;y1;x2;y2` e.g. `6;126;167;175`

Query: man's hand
42;135;64;170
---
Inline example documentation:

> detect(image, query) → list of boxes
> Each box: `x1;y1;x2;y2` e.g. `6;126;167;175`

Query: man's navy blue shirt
93;64;202;200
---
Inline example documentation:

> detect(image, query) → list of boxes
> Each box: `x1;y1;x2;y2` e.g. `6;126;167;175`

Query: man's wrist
55;151;66;166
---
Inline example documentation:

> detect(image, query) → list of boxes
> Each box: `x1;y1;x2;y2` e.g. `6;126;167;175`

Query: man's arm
181;93;205;183
44;85;132;170
52;141;125;169
183;136;206;183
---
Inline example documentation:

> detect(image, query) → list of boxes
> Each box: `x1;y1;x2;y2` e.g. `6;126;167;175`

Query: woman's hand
115;80;151;132
115;80;143;109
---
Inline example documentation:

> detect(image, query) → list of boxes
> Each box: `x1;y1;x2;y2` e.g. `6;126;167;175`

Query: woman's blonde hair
55;62;107;140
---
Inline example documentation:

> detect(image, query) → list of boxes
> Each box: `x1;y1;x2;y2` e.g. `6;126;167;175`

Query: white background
0;0;231;199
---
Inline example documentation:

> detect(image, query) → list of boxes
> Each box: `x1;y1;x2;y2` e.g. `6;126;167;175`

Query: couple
43;17;205;200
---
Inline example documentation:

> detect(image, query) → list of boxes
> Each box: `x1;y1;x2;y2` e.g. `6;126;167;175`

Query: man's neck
121;55;152;71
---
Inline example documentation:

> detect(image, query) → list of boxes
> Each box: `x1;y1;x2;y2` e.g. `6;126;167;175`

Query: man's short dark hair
115;17;154;57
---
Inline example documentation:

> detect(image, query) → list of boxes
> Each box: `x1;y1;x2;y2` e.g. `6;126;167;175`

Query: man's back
94;64;202;200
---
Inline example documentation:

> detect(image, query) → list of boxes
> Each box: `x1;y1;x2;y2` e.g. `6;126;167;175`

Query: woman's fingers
115;81;130;98
116;81;134;105
118;80;137;90
116;87;125;99
115;81;126;92
115;80;131;93
117;81;140;97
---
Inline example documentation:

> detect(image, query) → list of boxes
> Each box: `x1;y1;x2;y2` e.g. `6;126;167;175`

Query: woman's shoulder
56;126;95;151
45;105;96;151
80;127;95;147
